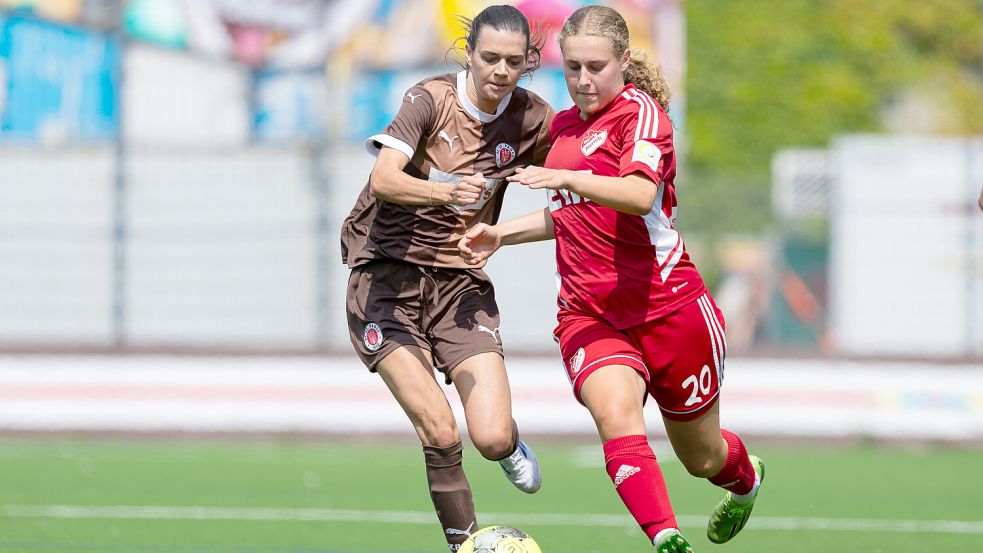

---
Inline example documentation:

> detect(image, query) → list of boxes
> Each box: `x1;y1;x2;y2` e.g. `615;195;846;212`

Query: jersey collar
578;83;636;121
457;70;512;123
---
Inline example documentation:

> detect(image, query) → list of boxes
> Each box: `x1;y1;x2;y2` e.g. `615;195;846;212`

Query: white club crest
581;129;608;156
568;347;586;375
495;143;516;167
363;323;384;352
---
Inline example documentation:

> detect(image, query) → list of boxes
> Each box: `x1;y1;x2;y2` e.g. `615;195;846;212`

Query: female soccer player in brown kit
460;6;764;552
340;5;553;551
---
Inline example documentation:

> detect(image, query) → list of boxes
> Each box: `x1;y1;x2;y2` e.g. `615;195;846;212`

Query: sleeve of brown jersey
370;84;436;158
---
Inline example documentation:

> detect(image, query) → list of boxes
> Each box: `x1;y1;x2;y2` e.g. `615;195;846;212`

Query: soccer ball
458;525;542;553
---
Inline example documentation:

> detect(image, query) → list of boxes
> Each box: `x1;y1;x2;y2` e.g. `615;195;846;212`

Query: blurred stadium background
0;1;981;551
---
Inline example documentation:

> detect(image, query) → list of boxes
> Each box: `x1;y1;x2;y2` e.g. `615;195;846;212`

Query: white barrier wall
0;144;560;350
0;147;116;344
0;146;321;348
1;355;980;440
126;148;319;347
830;136;983;358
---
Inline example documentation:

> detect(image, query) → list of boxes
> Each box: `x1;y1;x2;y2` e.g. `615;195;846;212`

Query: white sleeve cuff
364;134;415;159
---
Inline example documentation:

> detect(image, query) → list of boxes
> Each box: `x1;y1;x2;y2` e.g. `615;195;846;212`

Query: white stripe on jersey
554;270;569;308
660;389;720;415
660;243;685;283
623;89;683;282
573;354;648;388
696;294;722;382
699;294;728;357
707;294;728;363
581;354;646;374
705;294;728;363
364;133;415;160
619;91;638;139
621;89;660;142
642;181;683;280
633;88;661;139
697;294;727;384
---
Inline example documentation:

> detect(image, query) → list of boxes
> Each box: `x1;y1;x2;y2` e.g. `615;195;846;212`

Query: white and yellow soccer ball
459;525;542;553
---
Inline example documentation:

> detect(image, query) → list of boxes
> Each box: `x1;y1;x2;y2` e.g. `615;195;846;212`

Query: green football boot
706;455;765;544
653;529;694;553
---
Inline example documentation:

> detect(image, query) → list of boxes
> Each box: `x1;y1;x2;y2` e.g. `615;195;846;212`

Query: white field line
2;505;982;535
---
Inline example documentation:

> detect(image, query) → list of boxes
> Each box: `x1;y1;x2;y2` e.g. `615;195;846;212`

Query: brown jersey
340;71;554;269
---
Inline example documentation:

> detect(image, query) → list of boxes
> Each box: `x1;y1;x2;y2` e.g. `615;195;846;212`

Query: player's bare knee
425;431;461;449
419;421;461;449
677;453;718;478
591;403;639;437
471;426;513;460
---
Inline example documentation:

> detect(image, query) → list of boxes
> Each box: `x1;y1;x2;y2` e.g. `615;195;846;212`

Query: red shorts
554;292;727;421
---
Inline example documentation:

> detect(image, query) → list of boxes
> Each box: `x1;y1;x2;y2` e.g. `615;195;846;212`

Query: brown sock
423;441;477;551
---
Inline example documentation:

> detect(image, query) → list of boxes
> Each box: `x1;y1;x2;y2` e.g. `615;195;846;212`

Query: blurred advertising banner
0;15;119;143
0;0;79;23
356;0;680;71
122;43;250;146
254;69;329;143
341;0;685;140
2;1;685;144
0;0;121;27
123;0;377;69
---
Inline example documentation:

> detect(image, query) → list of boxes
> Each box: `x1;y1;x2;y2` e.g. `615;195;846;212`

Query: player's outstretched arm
369;147;483;207
508;166;657;216
459;208;553;265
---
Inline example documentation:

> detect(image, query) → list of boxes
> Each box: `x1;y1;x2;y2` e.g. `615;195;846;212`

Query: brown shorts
346;259;504;383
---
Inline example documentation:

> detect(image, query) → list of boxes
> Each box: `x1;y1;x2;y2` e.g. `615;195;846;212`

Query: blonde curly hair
557;5;671;112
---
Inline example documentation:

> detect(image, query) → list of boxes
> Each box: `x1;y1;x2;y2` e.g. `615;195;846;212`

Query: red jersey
545;84;706;329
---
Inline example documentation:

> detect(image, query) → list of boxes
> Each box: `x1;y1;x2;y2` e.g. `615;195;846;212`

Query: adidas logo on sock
613;464;641;488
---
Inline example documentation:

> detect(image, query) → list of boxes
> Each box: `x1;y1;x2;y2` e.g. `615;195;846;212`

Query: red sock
708;429;756;495
603;435;677;542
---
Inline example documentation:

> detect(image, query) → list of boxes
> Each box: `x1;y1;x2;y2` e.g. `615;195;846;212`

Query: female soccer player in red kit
460;5;764;552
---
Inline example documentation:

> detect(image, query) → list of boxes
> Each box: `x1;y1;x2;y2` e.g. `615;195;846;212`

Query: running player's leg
430;268;540;493
452;352;541;493
375;346;477;551
640;294;762;544
663;407;762;544
559;312;686;547
579;364;683;547
348;262;478;550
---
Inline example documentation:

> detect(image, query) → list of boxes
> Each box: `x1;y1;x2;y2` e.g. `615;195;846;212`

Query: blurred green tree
682;0;981;236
